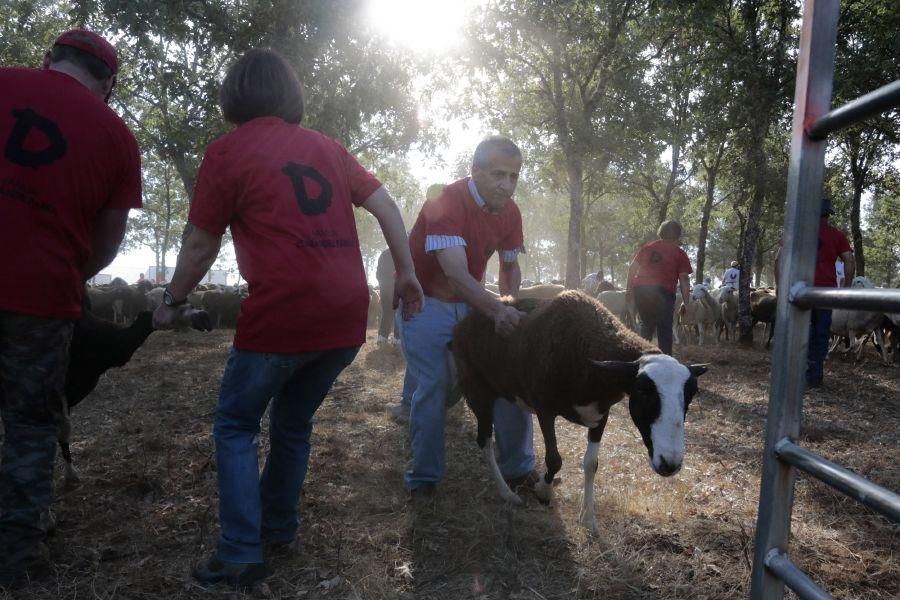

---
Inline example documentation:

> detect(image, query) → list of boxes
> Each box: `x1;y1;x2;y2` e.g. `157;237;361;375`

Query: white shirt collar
467;177;486;210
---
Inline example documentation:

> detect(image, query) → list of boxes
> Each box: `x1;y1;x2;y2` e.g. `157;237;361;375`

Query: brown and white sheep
451;290;706;532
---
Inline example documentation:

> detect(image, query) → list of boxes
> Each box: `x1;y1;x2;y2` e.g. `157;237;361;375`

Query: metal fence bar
764;550;833;600
750;1;841;598
775;439;900;522
790;285;900;312
807;79;900;140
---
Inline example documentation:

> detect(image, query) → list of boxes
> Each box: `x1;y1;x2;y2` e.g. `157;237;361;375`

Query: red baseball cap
53;29;118;75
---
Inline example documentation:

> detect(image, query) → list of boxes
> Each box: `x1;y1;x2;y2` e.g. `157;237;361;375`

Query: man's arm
678;273;691;306
840;251;855;287
152;225;222;328
498;258;521;296
436;246;523;334
361;186;423;318
625;257;639;290
82;208;130;280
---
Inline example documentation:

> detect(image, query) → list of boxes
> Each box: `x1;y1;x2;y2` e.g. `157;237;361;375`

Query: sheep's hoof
500;488;524;505
579;512;600;535
63;469;81;490
534;478;553;504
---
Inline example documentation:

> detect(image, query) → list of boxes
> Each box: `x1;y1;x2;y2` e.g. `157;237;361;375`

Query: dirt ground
2;325;898;600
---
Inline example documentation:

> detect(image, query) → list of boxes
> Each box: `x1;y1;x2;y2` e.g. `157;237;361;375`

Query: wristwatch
162;287;187;308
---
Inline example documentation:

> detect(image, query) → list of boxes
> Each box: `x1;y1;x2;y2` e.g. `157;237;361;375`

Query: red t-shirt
630;239;693;292
189;117;381;352
408;177;524;301
815;220;852;286
0;68;141;319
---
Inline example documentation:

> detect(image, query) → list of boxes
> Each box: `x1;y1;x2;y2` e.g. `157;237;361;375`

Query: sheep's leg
58;440;80;488
579;414;608;534
468;395;521;505
875;328;889;363
535;412;561;505
482;439;522;505
827;334;841;356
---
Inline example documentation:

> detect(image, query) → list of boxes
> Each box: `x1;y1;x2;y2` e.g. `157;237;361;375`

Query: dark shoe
504;469;541;492
264;538;297;558
408;482;436;502
192;554;268;588
806;378;823;388
0;541;51;589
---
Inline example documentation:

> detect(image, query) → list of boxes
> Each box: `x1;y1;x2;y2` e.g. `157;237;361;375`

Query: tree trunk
850;180;865;276
565;156;584;288
696;143;726;285
738;125;769;344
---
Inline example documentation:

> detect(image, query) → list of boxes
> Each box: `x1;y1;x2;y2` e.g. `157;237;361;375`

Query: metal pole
764;550;834;600
790;285;900;312
807;79;900;140
750;1;841;598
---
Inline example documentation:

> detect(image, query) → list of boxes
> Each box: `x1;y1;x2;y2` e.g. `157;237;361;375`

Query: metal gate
749;1;900;598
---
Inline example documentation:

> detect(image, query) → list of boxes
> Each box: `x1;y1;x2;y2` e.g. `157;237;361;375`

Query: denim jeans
806;308;832;385
213;345;359;564
395;306;417;414
634;286;676;355
399;297;534;490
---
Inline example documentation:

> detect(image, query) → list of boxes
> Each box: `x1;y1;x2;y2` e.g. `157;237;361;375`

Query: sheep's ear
688;364;709;377
591;360;640;379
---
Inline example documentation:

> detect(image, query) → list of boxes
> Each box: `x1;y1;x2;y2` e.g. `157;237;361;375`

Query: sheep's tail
445;342;464;407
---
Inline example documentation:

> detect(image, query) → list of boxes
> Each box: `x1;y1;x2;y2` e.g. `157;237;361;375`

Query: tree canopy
2;0;897;294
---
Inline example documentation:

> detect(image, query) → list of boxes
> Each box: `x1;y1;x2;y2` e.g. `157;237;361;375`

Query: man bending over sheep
399;136;536;499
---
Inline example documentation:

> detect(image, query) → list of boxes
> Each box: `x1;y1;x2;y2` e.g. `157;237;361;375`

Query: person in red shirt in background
152;49;423;589
0;30;141;588
625;221;693;355
775;197;854;388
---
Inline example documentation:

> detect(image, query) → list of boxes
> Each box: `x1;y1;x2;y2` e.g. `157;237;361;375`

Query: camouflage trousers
0;311;73;579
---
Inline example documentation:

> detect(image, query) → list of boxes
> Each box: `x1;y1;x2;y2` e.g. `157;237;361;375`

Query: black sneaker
408;482;436;502
264;538;297;558
192;554;268;588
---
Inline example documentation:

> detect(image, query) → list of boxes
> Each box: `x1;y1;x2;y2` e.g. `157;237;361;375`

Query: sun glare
366;0;481;54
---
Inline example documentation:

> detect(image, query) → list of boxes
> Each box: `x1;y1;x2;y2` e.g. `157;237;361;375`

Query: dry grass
3;328;898;599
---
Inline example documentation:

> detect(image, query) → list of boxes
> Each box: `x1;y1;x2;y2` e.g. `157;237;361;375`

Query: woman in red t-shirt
625;220;693;355
152;49;422;588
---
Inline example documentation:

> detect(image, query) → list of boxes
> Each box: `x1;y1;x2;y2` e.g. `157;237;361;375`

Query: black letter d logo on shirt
5;109;67;168
282;162;333;216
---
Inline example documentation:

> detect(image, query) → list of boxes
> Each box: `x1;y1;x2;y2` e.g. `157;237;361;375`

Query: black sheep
60;306;211;485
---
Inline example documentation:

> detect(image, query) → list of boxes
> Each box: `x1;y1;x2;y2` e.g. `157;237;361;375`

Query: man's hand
152;304;214;331
394;271;424;320
679;303;687;317
492;303;526;336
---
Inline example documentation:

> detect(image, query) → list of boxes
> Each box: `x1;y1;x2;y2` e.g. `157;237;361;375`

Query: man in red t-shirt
775;197;854;387
625;221;693;355
400;136;536;498
152;49;423;588
0;30;141;587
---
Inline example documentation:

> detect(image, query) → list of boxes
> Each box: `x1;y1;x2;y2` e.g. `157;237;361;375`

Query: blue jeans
213;345;359;564
399;297;534;489
806;309;832;385
396;306;417;413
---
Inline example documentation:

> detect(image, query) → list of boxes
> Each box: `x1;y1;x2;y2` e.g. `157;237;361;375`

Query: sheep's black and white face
628;355;704;477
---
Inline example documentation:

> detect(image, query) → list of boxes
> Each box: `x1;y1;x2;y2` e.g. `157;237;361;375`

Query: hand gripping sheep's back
450;289;707;532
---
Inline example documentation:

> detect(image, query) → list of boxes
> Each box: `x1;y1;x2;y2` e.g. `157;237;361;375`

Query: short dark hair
657;220;683;241
49;44;113;81
473;135;522;169
219;48;304;125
